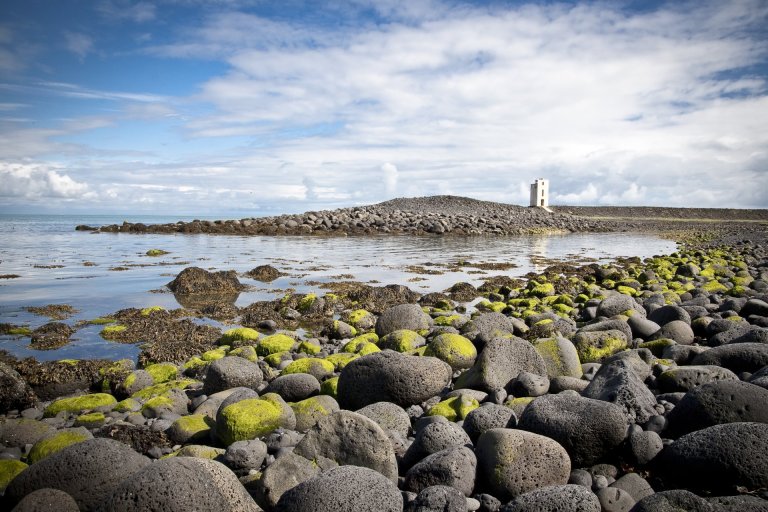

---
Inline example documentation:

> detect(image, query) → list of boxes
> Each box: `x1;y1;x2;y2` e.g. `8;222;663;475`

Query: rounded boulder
500;484;601;512
275;465;403;512
203;356;263;395
337;351;452;409
375;304;433;337
476;428;571;501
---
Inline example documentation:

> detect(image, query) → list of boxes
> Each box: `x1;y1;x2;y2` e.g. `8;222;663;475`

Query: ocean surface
0;214;677;361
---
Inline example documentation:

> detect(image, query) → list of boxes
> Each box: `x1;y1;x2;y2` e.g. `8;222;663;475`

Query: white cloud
64;32;94;59
98;1;156;23
0;162;90;199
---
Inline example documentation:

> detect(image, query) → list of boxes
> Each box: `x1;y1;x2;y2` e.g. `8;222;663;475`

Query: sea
0;214;677;362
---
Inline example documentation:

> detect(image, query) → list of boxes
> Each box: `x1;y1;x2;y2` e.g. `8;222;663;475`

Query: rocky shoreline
76;196;768;239
2;201;767;511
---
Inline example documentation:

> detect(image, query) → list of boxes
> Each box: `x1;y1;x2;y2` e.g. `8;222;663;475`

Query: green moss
131;379;198;400
702;280;729;293
170;414;215;443
201;346;228;361
44;393;117;417
57;359;79;366
325;352;359;370
141;396;174;415
100;324;127;339
89;317;116;325
504;396;535;417
282;358;334;378
350;332;379;344
264;351;291;367
0;459;27;490
172;444;225;460
218;398;282;445
74;412;106;428
534;337;582;378
424;333;477;370
332;319;358;338
379;329;425;352
183;356;208;372
28;430;91;463
297;293;317;313
257;333;296;356
297;341;321;355
528;282;555;297
342;337;380;355
145;362;178;384
616;286;638;297
638;338;676;357
6;326;32;336
433;314;464;327
347;309;373;327
114;398;140;413
320;376;339;398
220;327;260;344
229;345;259;362
140;306;165;316
426;395;479;422
146;249;170;256
576;336;627;364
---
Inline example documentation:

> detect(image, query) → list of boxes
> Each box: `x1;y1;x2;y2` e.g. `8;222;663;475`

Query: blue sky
0;0;766;215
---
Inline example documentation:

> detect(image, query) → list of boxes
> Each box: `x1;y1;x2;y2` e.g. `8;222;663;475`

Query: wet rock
247;265;283;282
659;422;768;492
30;323;75;350
168;266;244;295
665;380;768;437
5;438;150;511
274;465;403;512
455;337;547;393
476;428;570;501
518;393;628;467
0;362;38;414
95;456;259;511
293;410;398;482
337;351;452;409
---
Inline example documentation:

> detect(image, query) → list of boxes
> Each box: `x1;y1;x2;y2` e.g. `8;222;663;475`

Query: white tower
530;178;549;208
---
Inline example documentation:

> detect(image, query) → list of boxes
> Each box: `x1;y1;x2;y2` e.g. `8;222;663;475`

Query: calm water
0;214;677;361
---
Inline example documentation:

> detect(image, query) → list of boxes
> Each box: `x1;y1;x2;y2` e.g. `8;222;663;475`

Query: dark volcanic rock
246;264;283;282
500;484;601;512
455;336;547;393
275;465;403;512
691;343;768;373
337;351;452;409
0;361;37;412
582;359;657;424
665;380;768;437
658;422;768;492
168;266;244;295
5;438;150;511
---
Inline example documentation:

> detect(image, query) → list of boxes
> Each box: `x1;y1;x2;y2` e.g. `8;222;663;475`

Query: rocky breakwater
80;196;608;236
1;240;768;511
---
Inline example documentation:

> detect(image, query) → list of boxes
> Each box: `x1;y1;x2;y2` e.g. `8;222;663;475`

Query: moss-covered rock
220;327;260;345
0;459;27;491
257;333;296;356
378;329;426;352
201;346;228;362
146;249;170;257
505;396;535;417
145;362;178;384
325;352;359;370
347;309;376;330
27;429;92;464
140;306;165;316
74;412;106;428
342;338;380;356
171;444;225;460
217;397;284;446
100;324;127;340
426;395;479;422
264;351;292;368
528;281;555;298
424;333;477;370
639;338;676;357
572;330;628;364
290;395;341;432
44;393;117;417
168;414;215;444
282;358;335;380
533;337;583;378
114;398;141;413
130;379;198;400
320;376;339;398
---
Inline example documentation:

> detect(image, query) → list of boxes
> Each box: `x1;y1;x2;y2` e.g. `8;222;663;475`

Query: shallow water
0;214;677;361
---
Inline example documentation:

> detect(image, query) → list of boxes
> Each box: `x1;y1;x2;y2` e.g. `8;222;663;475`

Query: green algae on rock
424;333;477;370
27;429;92;463
44;393;117;417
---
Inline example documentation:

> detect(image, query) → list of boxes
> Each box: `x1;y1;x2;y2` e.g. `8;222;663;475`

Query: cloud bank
0;0;766;213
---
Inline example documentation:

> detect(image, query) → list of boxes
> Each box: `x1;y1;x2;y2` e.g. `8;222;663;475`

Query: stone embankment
78;196;611;236
2;236;768;511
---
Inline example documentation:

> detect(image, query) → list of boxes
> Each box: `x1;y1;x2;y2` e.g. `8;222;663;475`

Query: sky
0;0;766;215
